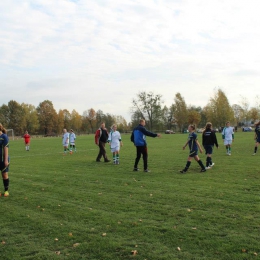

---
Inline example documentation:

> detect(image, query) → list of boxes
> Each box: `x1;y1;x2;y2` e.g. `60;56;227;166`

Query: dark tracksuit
131;124;157;170
202;128;218;167
95;127;109;162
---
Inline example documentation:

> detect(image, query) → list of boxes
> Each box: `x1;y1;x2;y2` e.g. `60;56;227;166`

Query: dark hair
255;121;260;127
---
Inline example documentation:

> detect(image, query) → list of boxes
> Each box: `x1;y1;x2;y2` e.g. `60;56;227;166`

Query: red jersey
24;134;30;144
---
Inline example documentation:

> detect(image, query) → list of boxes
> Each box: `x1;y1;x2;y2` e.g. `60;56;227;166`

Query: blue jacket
131;124;157;146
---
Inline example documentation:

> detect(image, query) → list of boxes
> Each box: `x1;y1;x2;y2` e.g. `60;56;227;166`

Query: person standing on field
0;123;10;197
222;121;234;155
131;119;161;172
95;122;110;162
252;121;260;155
108;124;123;164
180;124;206;173
23;130;30;151
62;129;70;154
69;129;76;154
202;122;218;169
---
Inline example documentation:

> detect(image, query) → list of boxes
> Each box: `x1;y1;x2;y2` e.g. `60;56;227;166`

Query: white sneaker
210;163;215;167
252;153;256;156
205;166;211;170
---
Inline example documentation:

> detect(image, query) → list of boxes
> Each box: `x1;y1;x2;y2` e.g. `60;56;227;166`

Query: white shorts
110;146;120;153
63;141;69;147
224;140;232;145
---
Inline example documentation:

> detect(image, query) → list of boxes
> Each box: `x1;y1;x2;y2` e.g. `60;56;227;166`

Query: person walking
180;124;206;173
108;124;123;164
0;123;10;197
95;122;110;162
222;121;234;155
252;121;260;155
69;129;76;154
131;119;161;172
202;122;219;169
62;129;70;154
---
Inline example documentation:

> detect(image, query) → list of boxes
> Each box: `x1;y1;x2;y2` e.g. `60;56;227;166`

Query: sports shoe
116;161;119;165
210;163;215;167
4;191;9;197
144;169;150;172
205;166;211;170
228;153;231;156
252;153;256;156
200;168;206;173
104;159;111;163
179;169;187;174
133;168;139;171
96;159;101;162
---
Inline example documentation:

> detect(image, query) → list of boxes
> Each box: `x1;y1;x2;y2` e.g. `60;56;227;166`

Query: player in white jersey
222;121;234;155
108;124;123;164
69;129;76;153
62;129;70;154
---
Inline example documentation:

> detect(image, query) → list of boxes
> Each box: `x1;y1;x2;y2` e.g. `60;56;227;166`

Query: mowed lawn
0;131;259;260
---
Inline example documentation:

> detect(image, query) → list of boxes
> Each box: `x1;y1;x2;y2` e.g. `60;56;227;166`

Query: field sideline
0;132;259;259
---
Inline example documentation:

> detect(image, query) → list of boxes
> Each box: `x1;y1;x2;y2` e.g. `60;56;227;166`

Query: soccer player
131;119;161;172
202;122;219;169
0;123;10;197
62;129;70;154
180;124;206;173
222;121;234;155
252;121;260;155
69;129;76;154
23;130;30;151
95;122;110;162
108;124;123;164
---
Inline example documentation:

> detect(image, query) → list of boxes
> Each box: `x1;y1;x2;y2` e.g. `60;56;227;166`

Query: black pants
97;142;108;161
134;146;148;170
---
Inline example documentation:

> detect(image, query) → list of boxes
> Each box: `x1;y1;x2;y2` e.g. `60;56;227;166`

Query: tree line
0;100;128;136
0;88;259;136
131;89;260;132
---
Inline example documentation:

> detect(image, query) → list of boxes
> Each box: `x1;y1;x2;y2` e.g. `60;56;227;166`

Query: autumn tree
56;110;65;134
70;109;82;132
7;100;26;135
114;115;128;132
84;108;96;133
21;103;40;134
204;89;234;127
249;107;259;123
62;109;71;130
0;104;10;127
173;93;188;132
131;91;163;131
187;106;201;126
232;104;244;127
37;100;57;135
240;96;250;126
95;110;105;128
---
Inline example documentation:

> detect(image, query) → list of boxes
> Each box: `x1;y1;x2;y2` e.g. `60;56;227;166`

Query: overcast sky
1;0;260;122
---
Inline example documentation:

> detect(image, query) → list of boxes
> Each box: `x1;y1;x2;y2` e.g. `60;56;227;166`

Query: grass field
0;132;259;260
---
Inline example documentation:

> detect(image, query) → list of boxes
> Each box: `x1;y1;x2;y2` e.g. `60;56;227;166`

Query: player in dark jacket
252;121;260;155
202;122;219;169
131;119;161;172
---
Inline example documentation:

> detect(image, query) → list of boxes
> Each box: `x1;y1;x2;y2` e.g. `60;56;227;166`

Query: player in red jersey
23;131;30;151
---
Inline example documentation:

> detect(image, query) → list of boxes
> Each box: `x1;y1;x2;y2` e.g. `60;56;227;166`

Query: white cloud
1;0;260;122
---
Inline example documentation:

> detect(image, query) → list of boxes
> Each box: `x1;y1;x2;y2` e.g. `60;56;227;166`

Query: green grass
0;132;259;259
